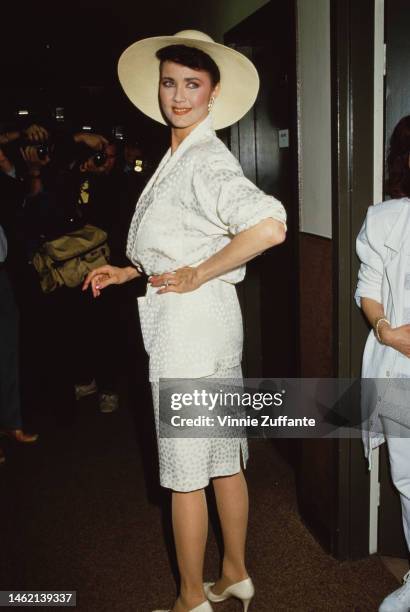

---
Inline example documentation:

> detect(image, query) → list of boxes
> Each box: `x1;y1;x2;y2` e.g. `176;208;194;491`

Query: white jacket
126;115;286;381
355;197;410;460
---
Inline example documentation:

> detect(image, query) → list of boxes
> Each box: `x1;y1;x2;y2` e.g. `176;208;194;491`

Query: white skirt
151;364;249;492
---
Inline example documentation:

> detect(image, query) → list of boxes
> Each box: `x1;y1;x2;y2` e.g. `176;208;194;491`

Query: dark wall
0;1;215;158
385;0;410;144
1;1;212;87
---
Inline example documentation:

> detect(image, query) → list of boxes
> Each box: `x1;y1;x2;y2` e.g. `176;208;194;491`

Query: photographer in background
69;137;122;413
0;127;51;440
0;124;54;284
0;222;38;464
20;129;126;416
1;121;147;422
72;135;150;412
71;134;151;411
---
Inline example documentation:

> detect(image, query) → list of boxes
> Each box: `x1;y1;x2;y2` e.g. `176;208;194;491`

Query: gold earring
208;96;215;112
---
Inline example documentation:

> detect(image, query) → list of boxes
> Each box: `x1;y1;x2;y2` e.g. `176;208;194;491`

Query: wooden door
224;0;299;379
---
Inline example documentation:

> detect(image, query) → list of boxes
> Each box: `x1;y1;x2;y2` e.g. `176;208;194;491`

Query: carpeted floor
0;380;399;612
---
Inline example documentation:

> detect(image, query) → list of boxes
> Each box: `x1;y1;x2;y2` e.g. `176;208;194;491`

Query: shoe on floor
204;577;254;612
0;429;39;443
74;379;98;400
99;392;119;413
379;570;410;611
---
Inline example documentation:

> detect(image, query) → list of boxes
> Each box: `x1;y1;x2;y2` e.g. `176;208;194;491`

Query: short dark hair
156;44;221;87
387;115;410;198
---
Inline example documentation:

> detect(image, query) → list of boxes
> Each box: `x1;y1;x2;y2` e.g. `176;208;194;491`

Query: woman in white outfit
84;31;286;612
355;115;410;612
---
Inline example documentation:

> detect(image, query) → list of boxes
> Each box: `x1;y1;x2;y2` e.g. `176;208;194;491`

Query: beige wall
297;0;332;238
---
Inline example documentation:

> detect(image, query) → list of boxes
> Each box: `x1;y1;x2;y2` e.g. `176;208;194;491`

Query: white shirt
355;197;410;457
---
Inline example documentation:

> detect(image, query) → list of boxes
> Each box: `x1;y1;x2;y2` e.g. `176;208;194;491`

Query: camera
18;139;50;160
34;143;50;161
75;143;107;169
92;150;106;167
1;137;51;168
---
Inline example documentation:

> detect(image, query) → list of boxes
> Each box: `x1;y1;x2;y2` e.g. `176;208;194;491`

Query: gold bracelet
375;317;390;344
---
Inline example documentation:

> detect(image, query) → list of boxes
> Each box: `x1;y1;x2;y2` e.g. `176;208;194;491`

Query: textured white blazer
126;115;287;381
355;197;410;460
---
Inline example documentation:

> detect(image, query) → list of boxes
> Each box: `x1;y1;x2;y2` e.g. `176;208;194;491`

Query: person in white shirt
355;115;410;612
84;31;286;612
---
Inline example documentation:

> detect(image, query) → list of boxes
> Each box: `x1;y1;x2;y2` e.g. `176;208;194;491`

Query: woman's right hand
83;265;133;298
381;324;410;358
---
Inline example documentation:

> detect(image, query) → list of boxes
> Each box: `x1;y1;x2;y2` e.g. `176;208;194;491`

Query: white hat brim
117;34;260;130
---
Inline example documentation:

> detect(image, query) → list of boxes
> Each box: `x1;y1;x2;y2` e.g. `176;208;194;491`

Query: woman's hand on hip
82;265;139;297
382;324;410;358
149;267;202;294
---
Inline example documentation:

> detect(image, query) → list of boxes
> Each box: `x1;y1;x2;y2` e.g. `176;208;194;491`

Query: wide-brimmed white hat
117;30;260;130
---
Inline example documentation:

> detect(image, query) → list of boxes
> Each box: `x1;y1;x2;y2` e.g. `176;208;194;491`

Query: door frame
332;0;378;558
369;0;385;556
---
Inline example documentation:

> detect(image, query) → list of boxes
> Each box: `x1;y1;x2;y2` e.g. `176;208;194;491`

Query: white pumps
204;577;255;612
153;600;213;612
